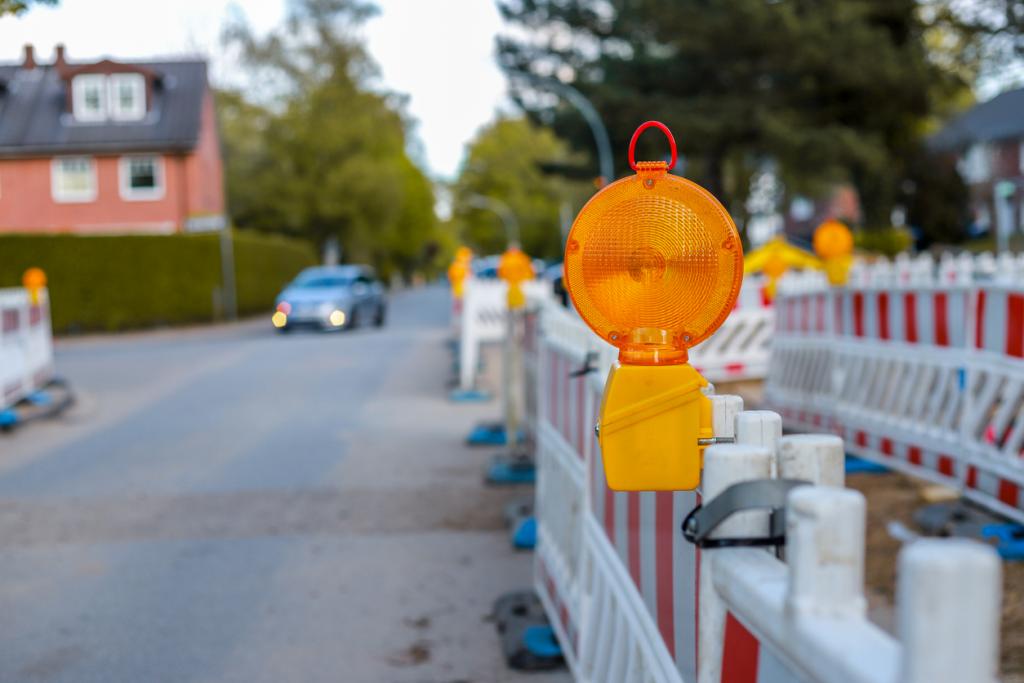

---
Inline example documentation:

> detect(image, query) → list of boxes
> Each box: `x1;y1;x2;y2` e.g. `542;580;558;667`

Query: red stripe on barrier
855;431;867;448
834;296;843;335
1008;294;1024;358
1;308;17;333
604;479;615;543
976;290;987;348
548;349;557;425
934;293;950;347
904;293;918;343
881;438;893;456
655;492;675;658
938;455;954;477
29;304;42;326
628;492;641;586
967;466;978;489
725;362;745;374
578;379;587;457
853;292;864;337
878;292;890;340
722;613;759;683
999;480;1020;508
908;446;922;465
760;287;770;308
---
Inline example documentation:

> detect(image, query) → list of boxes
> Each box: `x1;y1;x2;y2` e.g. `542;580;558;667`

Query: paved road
0;287;567;683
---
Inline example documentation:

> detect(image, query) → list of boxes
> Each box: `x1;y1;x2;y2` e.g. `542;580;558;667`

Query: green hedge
0;232;316;333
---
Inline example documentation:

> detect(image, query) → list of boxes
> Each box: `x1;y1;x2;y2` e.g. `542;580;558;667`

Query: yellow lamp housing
564;121;743;492
599;363;713;490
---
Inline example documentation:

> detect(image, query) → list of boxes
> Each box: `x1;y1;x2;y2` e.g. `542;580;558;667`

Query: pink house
0;44;225;234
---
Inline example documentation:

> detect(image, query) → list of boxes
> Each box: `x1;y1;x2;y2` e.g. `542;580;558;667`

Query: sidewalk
327;324;571;682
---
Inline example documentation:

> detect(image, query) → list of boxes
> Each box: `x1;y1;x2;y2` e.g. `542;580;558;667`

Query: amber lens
564;171;743;363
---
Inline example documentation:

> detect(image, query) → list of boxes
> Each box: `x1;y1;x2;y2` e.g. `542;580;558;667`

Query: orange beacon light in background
563;121;743;491
22;268;47;306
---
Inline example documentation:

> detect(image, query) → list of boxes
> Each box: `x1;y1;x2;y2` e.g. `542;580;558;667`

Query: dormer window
72;74;106;121
71;72;146;122
109;73;145;121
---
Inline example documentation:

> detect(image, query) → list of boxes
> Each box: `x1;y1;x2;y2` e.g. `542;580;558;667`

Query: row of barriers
0;287;54;412
456;274;773;394
766;256;1024;525
524;292;1003;683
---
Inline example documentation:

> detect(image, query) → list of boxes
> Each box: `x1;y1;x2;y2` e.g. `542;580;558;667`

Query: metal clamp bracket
569;351;599;378
681;479;809;548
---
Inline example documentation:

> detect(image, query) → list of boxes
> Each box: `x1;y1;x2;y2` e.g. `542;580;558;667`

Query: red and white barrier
689;276;772;383
0;287;54;411
458;277;552;392
533;294;1002;682
768;257;1024;524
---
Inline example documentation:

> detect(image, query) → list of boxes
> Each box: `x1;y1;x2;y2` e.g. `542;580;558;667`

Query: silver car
272;265;386;332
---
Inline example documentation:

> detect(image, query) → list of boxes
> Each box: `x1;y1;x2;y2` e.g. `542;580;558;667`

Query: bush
853;227;914;257
0;231;316;333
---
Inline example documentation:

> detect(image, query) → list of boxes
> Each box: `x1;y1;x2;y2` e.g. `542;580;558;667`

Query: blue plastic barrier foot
522;625;562;659
467;421;507;445
982;523;1024;560
26;390;53;407
449;388;492;402
486;454;536;485
511;516;536;550
493;591;564;671
845;455;889;474
0;409;17;430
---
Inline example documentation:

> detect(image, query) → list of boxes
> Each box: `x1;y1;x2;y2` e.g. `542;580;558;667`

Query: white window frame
108;73;146;121
51;156;97;203
71;74;107;122
118;155;164;201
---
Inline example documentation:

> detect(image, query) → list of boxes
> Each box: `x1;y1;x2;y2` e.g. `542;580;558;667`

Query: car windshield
292;276;354;289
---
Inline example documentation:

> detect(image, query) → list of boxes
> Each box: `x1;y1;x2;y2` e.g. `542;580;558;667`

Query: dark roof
931;87;1024;151
0;60;208;158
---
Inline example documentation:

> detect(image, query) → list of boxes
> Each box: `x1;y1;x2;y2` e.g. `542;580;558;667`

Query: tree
0;0;56;16
451;117;584;259
497;0;963;233
219;0;439;280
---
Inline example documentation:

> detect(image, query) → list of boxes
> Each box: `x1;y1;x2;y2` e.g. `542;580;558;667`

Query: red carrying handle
628;121;677;172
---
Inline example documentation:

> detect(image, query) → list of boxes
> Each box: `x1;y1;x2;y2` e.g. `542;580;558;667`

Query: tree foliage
451;117;585;259
219;0;439;280
496;0;982;237
0;0;56;16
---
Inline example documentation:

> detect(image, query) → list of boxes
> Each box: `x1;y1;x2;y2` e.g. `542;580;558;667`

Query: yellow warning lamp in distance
498;246;534;310
813;219;854;286
447;247;472;300
563;121;743;491
22;267;47;305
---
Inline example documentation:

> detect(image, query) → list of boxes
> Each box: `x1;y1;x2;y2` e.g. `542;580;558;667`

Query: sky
0;0;510;179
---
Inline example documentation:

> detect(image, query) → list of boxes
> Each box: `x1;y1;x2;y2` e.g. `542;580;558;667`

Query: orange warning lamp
447;247;472;300
564;122;743;491
498;246;534;309
22;267;46;305
813;220;853;286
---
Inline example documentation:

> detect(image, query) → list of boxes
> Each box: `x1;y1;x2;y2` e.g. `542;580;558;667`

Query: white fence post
786;487;866;619
898;539;1002;683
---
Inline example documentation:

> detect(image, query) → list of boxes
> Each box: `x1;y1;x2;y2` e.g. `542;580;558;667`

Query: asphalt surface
0;287;569;683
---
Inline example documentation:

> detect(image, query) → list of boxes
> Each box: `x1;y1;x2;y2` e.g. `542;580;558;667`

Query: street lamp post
518;74;614;185
466;194;521;246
